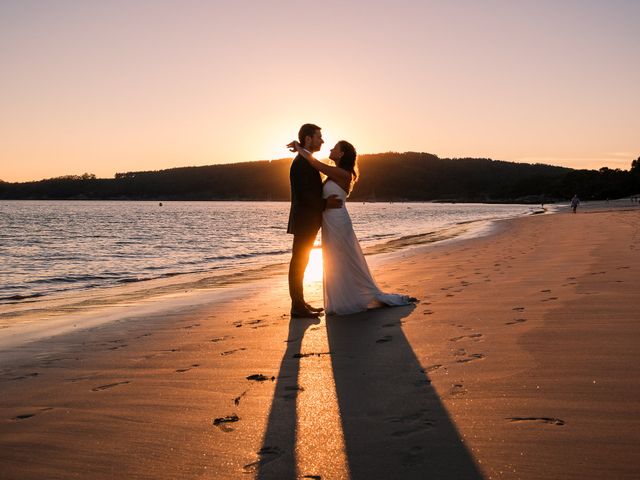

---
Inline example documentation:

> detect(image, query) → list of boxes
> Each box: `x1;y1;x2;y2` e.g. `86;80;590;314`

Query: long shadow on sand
256;305;484;479
253;315;320;479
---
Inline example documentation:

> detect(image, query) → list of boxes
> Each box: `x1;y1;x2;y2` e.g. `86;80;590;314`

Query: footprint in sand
457;353;485;363
382;321;404;328
246;374;275;382
505;318;527;325
210;336;229;343
422;364;443;373
12;407;54;421
212;414;240;432
293;352;331;358
423;310;434;315
541;297;559;302
507;417;565;426
413;377;432;387
39;356;79;366
387;409;435;437
449;333;483;342
450;382;467;397
91;381;131;391
376;335;393;344
512;307;525;312
221;348;247;356
182;323;201;329
65;375;96;383
233;390;248;406
452;348;467;356
175;364;200;373
243;446;285;473
281;385;305;400
9;372;39;381
540;289;552;293
403;445;426;467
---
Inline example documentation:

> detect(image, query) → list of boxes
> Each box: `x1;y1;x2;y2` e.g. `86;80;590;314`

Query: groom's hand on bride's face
326;195;343;209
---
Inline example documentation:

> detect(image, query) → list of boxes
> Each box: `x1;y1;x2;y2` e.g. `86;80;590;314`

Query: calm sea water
0;200;541;304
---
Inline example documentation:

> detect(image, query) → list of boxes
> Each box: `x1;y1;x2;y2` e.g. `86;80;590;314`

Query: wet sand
1;208;639;479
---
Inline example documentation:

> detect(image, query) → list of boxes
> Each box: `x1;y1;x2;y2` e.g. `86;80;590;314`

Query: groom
287;123;342;318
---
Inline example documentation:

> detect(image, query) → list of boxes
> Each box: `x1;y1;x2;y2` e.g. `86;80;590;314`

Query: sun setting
1;2;639;182
303;246;324;283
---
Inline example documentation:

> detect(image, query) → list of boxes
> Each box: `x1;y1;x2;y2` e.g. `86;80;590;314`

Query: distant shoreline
3;152;637;202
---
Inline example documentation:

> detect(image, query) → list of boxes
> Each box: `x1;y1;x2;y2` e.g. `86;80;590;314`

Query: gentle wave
0;200;539;305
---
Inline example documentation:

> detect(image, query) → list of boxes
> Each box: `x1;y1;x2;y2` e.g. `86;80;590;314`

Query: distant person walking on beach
571;194;580;213
287;135;416;316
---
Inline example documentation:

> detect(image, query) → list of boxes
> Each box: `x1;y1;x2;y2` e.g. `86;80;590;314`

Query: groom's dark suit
287;154;324;236
287;153;325;306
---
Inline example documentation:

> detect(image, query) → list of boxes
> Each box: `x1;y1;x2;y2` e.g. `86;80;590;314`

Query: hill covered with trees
1;153;638;203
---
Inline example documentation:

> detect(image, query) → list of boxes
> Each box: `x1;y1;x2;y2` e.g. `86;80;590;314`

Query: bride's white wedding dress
321;180;413;315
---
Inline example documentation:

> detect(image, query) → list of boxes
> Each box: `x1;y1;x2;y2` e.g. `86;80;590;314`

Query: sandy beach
1;207;639;479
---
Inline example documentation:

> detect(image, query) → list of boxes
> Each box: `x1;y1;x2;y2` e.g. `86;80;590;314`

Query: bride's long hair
337;140;359;194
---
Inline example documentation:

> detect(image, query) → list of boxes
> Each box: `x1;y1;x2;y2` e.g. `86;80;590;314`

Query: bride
287;139;417;315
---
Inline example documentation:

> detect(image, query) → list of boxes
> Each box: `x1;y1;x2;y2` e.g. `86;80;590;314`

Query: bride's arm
290;142;351;185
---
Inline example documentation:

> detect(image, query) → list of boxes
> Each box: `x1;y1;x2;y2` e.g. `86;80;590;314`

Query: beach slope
1;209;639;479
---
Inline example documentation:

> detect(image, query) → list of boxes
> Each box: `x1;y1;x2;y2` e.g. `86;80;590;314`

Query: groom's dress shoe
305;303;324;313
290;306;321;318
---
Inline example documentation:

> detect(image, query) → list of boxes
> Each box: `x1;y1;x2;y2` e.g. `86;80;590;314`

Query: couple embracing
287;123;417;318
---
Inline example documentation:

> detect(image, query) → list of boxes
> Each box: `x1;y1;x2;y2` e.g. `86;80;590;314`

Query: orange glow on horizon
1;2;638;181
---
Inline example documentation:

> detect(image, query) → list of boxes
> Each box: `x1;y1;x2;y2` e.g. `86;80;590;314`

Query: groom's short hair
298;123;321;146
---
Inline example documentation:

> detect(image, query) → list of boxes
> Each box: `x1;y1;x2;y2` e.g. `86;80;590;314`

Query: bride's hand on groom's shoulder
286;140;300;153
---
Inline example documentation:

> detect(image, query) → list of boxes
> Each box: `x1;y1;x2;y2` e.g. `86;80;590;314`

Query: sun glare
304;247;323;283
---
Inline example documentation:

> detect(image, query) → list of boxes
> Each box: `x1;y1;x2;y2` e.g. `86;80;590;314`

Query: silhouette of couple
286;123;416;317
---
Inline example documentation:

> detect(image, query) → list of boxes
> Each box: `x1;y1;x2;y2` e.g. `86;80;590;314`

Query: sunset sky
1;0;639;182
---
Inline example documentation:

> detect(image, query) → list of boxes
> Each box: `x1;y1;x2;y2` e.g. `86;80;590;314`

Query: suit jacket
287;154;324;236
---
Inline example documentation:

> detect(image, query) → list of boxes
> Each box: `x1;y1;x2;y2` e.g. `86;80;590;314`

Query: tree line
1;153;638;202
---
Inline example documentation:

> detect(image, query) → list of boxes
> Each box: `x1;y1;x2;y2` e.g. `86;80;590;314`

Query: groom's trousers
288;232;318;306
